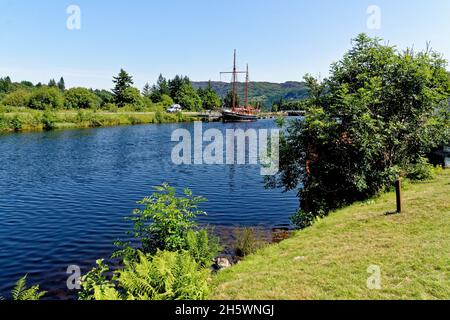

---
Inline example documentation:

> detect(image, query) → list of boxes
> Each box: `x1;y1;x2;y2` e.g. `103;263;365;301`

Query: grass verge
0;109;196;133
212;170;450;300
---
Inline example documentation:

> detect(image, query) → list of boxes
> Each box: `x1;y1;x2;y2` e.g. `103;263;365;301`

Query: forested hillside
192;81;309;109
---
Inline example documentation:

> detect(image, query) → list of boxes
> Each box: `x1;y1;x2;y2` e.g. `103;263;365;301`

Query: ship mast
232;49;237;110
220;50;246;111
245;64;249;110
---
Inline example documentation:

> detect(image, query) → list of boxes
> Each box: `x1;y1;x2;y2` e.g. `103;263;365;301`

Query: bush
10;115;23;131
290;209;326;230
1;90;30;107
64;87;100;109
234;228;266;257
28;86;64;110
185;229;222;268
41;111;57;131
403;157;436;181
121;87;144;109
122;184;207;256
80;251;210;300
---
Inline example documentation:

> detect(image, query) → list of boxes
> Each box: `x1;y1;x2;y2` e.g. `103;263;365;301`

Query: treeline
0;70;222;112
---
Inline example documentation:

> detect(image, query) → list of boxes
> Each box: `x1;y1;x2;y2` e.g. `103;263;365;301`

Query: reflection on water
0;120;298;299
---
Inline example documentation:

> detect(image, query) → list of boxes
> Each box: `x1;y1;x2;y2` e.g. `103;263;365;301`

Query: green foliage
174;83;202;111
185;229;222;268
0;76;12;94
64;87;100;109
234;228;265;257
125;184;207;255
8;276;46;300
269;34;450;229
192;81;309;110
1;89;30;107
57;77;65;91
198;81;221;110
81;251;209;301
403;157;436;181
41;110;57;131
10;115;23;131
79;259;115;300
112;69;134;107
28;86;64;110
122;87;144;109
223;90;240;109
94;89;114;106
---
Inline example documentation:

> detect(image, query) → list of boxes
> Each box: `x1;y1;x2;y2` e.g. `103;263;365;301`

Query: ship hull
222;110;258;123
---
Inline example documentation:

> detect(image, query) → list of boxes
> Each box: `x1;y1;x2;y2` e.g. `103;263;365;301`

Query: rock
215;257;231;269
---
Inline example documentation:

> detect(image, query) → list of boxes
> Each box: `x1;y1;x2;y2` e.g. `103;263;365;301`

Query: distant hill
192;81;309;110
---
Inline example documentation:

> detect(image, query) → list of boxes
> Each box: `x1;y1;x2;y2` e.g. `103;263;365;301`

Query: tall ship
221;50;259;122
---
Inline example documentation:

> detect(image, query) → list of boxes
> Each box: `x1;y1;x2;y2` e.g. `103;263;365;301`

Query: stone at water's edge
215;257;232;269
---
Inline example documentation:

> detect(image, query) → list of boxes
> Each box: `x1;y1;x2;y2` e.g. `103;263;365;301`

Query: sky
0;0;449;90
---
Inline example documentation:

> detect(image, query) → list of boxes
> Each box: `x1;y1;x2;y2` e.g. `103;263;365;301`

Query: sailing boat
221;50;259;122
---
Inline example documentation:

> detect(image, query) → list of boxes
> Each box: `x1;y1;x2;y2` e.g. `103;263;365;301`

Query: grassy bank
0;108;196;133
212;170;450;300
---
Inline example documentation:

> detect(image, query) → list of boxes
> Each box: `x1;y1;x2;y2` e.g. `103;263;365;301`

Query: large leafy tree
112;69;134;107
175;82;203;111
198;81;221;110
64;87;100;109
269;34;450;229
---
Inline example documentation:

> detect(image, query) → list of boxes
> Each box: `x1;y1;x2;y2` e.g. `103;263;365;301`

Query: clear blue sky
1;0;449;90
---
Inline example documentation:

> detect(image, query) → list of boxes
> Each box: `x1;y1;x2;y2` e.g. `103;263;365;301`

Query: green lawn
212;170;450;300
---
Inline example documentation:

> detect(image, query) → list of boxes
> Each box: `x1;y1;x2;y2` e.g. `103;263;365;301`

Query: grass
0;108;196;133
212;170;450;300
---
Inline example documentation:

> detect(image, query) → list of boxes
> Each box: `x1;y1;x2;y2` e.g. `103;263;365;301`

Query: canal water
0;119;298;299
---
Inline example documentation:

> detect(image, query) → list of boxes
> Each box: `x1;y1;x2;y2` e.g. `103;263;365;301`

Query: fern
10;276;46;300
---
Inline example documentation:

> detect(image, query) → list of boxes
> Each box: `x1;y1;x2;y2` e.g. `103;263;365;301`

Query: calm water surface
0;120;298;299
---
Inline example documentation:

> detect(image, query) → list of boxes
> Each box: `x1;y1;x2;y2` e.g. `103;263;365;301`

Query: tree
175;82;202;111
169;75;190;100
48;79;57;87
1;90;30;107
198;81;221;110
112;69;134;107
57;77;66;91
64;87;100;109
93;89;114;106
28;87;64;110
223;90;240;109
157;74;170;96
269;34;450;229
142;83;152;98
0;76;12;94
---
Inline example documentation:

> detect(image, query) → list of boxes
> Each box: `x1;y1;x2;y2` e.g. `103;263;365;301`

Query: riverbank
0;109;198;133
0;108;287;133
212;170;450;300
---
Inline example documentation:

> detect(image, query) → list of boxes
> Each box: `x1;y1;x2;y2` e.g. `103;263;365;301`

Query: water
0;120;298;299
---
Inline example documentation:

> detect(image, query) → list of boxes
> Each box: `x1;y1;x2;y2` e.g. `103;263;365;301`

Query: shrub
403;157;436;181
10;115;23;131
80;251;210;300
234;228;266;257
41;111;57;131
125;184;207;255
290;209;326;230
1;89;30;107
64;87;100;109
185;229;222;268
28;86;64;110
